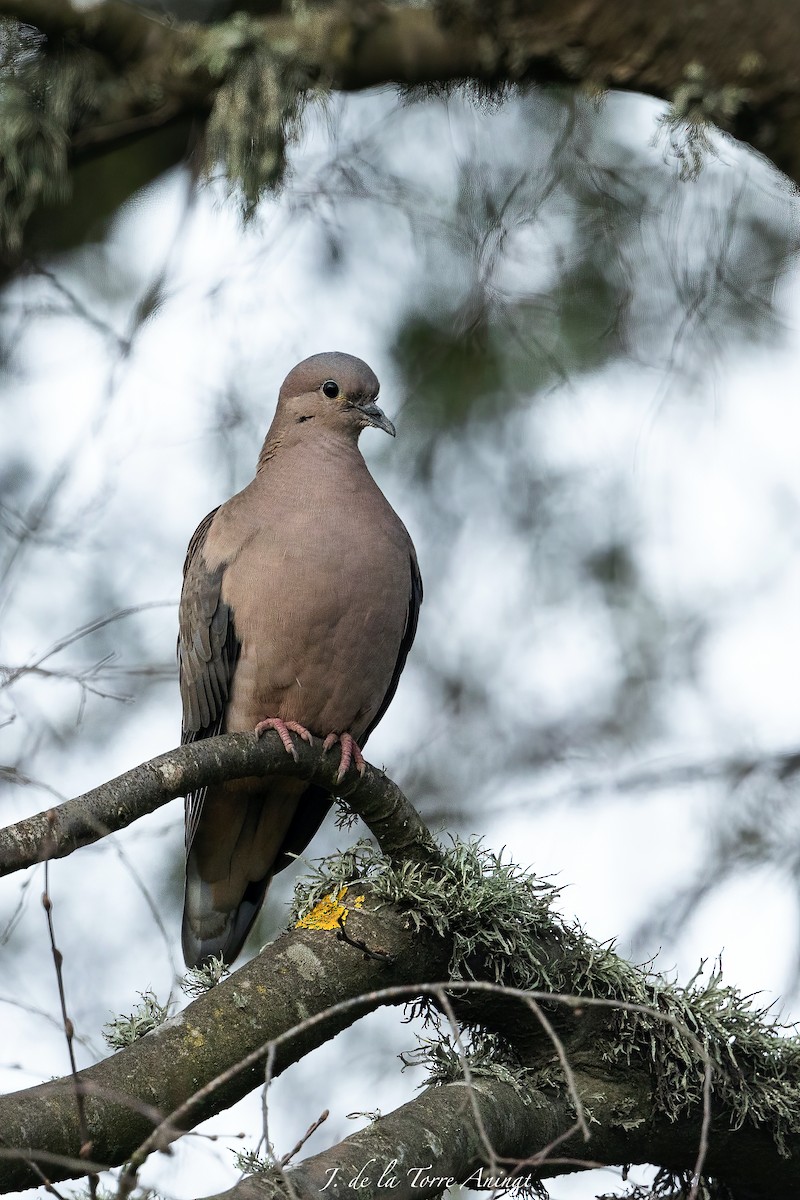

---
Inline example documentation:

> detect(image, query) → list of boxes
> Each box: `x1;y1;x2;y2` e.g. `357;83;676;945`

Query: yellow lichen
295;886;365;931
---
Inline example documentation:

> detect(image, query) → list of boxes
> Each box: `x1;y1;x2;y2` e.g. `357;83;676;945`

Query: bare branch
0;732;442;877
279;1109;329;1169
205;1076;556;1200
504;746;800;812
41;861;97;1196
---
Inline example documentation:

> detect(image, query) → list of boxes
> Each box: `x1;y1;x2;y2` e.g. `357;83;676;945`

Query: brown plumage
178;352;421;967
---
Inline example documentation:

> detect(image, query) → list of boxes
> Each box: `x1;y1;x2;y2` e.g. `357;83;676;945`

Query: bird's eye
322;380;340;399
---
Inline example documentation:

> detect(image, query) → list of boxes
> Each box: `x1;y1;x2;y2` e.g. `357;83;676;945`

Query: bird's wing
178;507;241;850
361;545;422;747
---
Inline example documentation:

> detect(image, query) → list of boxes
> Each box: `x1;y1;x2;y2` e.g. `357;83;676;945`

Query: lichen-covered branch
3;831;800;1196
3;0;800;256
0;900;453;1194
2;732;800;1198
0;730;442;877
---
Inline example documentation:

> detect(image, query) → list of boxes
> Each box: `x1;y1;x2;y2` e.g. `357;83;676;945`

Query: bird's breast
219;497;411;739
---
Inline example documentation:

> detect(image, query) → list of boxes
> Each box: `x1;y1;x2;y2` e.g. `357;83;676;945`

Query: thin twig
0;602;174;692
279;1111;330;1168
0;991;98;1056
523;995;590;1141
0;1146;109;1174
25;264;132;354
436;987;500;1175
262;1043;277;1163
336;914;396;962
488;745;800;814
108;837;180;983
42;857;98;1199
261;1043;302;1200
688;1056;713;1200
0;1133;67;1200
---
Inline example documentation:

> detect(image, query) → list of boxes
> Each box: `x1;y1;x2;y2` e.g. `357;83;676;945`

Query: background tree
2;3;800;1198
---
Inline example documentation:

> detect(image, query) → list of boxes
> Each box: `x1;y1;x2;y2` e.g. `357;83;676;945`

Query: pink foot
254;717;313;762
322;732;366;784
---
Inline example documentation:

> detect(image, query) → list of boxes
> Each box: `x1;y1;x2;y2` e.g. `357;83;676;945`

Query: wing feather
178;507;241;851
361;546;422;747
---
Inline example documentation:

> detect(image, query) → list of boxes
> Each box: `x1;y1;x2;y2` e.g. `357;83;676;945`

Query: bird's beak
357;400;396;437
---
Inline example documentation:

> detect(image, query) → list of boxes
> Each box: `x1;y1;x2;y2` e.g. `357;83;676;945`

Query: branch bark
0;730;442;877
0;901;453;1194
1;905;799;1196
205;1065;799;1200
206;1077;574;1200
2;729;798;1197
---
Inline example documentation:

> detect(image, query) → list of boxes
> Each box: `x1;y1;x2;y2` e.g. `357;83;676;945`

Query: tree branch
2;913;799;1196
203;1055;800;1200
2;719;799;1198
2;0;161;59
2;0;800;258
205;1076;571;1200
0;901;453;1194
0;731;442;877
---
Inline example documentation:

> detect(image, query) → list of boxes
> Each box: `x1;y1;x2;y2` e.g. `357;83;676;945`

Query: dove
179;352;421;966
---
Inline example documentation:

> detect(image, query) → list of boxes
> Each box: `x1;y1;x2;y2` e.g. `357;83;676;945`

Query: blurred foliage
3;83;798;843
22;122;194;265
0;21;109;255
202;20;313;218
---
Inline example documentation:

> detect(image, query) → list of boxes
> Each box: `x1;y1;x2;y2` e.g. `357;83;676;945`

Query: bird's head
277;352;396;440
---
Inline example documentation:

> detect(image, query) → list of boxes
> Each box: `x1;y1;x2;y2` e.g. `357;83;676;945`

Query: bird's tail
182;865;271;969
181;778;304;969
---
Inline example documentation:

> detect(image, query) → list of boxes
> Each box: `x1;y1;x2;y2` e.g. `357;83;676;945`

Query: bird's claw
254;717;313;762
323;731;366;784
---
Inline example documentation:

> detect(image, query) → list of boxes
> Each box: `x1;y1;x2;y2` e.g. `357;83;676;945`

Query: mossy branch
2;0;800;255
0;902;452;1193
3;962;800;1196
2;712;799;1197
2;830;800;1195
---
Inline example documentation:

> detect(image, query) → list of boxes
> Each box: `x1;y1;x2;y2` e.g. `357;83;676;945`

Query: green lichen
0;21;119;251
598;1169;733;1200
231;1146;275;1175
656;62;750;181
181;953;229;997
293;837;800;1154
102;989;171;1050
0;11;320;251
0;22;70;251
402;1027;537;1100
200;14;315;219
